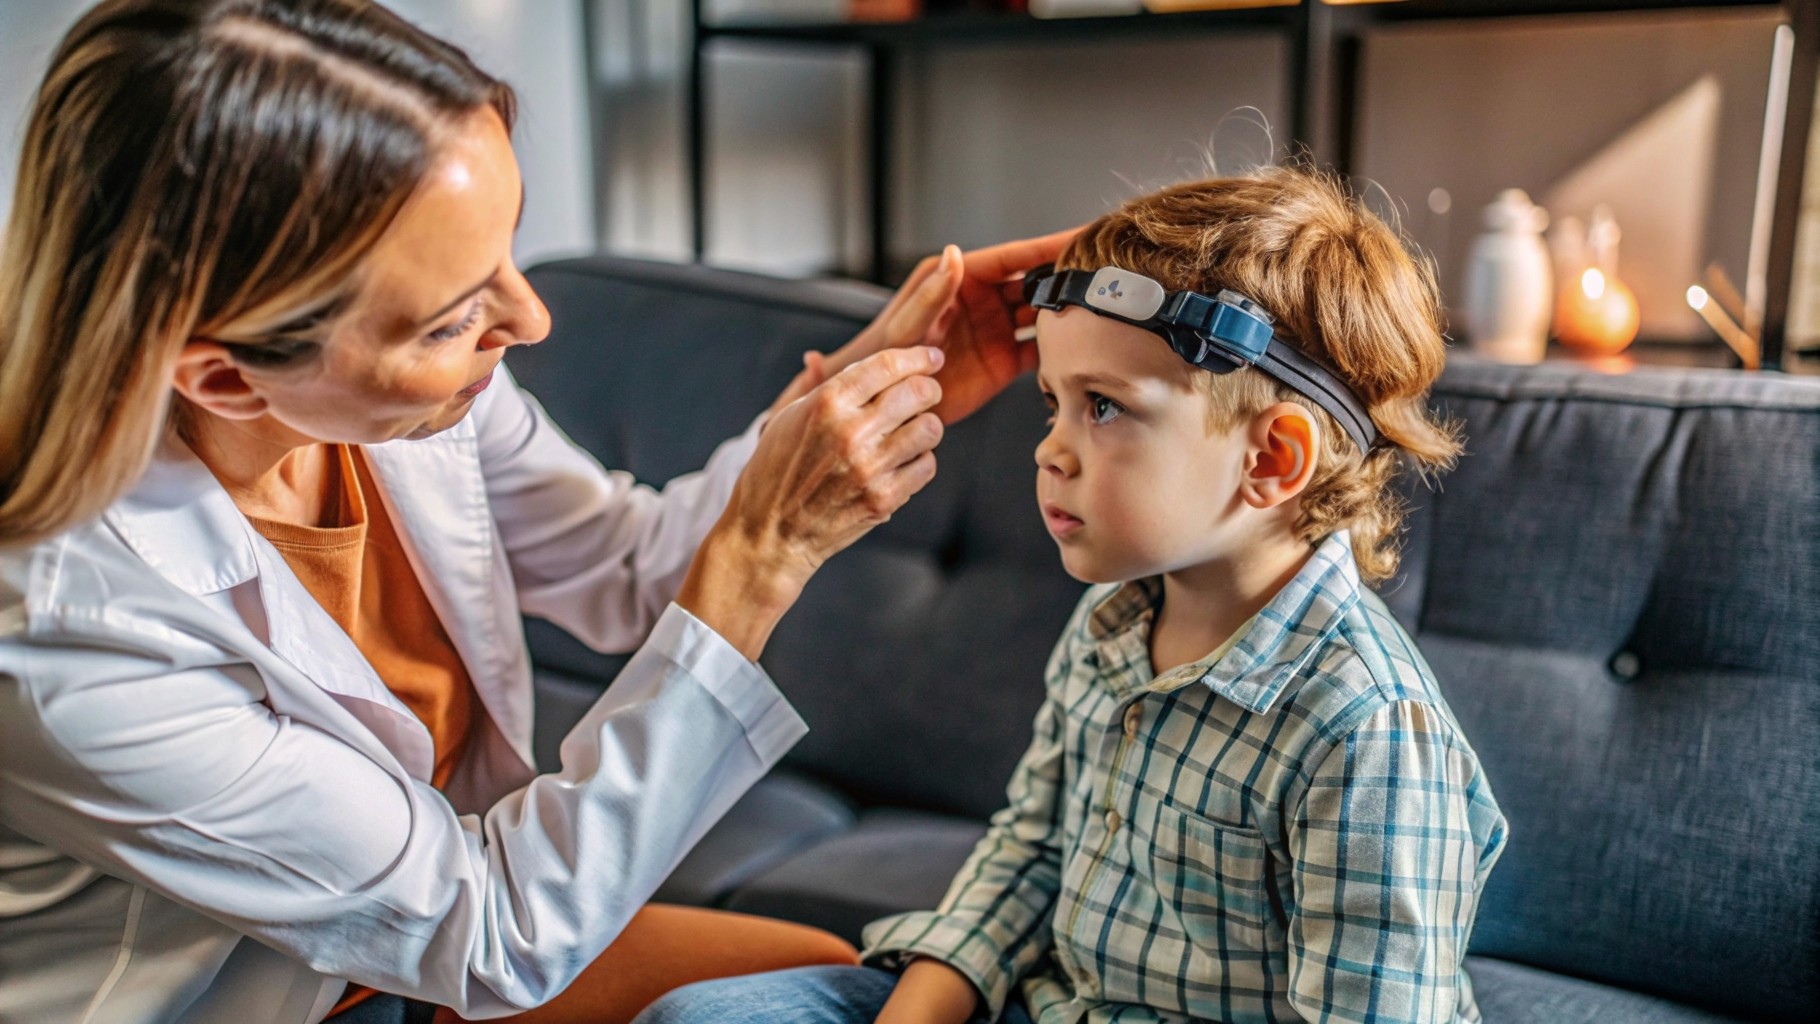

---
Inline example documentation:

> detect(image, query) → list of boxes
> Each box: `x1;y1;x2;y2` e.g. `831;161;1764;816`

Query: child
636;165;1507;1024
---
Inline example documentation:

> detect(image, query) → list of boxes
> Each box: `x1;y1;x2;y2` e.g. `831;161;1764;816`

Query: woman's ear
172;339;268;421
1240;401;1319;510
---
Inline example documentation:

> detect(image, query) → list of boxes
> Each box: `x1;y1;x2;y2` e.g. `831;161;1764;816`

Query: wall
0;0;594;267
587;0;1288;277
894;33;1289;266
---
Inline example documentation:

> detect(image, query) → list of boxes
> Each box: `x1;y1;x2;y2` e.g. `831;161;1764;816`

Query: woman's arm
0;615;790;1017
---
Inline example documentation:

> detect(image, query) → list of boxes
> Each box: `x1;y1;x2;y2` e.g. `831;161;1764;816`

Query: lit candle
1555;266;1639;356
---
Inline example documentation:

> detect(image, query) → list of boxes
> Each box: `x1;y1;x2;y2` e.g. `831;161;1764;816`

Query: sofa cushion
1390;361;1820;1020
720;810;986;944
654;771;856;907
1465;956;1758;1024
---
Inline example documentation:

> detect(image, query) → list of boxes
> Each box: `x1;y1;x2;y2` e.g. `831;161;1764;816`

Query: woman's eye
1088;393;1125;424
428;298;483;342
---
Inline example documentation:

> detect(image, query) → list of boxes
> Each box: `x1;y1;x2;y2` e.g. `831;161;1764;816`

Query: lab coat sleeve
471;365;765;654
0;602;805;1018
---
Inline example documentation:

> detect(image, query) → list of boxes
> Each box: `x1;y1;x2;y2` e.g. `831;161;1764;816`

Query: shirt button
1105;809;1122;831
1123;704;1143;739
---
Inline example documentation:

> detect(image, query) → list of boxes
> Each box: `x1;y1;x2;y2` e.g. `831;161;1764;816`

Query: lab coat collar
104;435;261;598
101;426;532;782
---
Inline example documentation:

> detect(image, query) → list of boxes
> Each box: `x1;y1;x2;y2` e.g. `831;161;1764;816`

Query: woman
0;2;1065;1022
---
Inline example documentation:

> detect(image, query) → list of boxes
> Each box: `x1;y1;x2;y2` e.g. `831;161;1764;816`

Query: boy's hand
873;957;982;1024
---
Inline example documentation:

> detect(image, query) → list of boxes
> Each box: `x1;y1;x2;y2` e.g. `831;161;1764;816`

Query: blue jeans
321;994;437;1024
631;965;1034;1024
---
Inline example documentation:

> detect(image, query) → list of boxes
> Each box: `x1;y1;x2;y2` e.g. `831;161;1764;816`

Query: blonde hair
0;0;515;548
1057;165;1461;584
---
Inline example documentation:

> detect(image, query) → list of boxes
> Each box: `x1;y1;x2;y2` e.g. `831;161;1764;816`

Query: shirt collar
1086;531;1363;714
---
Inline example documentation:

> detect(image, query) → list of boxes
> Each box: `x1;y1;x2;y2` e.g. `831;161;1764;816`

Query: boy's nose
1034;432;1079;478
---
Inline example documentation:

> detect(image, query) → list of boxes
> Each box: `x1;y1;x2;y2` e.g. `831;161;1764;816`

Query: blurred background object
2;1;1816;366
1463;188;1554;364
1553;206;1642;361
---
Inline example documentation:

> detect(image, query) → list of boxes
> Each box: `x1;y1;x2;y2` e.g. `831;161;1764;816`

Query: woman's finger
830;345;944;408
963;225;1083;282
874;411;944;473
866;375;943;447
885;245;962;346
883;448;939;504
877;252;941;318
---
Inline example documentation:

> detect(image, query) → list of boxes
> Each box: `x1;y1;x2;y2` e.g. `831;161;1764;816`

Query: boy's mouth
1043;503;1084;539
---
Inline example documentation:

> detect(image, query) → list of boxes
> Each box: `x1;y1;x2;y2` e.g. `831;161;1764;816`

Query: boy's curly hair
1055;165;1461;585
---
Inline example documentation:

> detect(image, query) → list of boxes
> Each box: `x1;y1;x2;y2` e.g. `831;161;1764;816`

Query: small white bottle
1463;189;1553;364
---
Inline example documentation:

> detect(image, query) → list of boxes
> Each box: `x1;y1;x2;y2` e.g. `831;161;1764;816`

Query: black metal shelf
1377;0;1780;20
702;7;1297;45
677;0;1814;366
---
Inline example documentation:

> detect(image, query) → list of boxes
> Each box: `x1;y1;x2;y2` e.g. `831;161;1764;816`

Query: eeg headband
1022;264;1381;454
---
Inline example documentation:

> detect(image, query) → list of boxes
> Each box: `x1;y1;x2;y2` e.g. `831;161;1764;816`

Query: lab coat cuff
650;602;806;765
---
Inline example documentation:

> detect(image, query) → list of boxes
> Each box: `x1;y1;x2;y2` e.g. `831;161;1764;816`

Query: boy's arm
873;958;983;1024
860;691;1070;1023
1286;699;1503;1024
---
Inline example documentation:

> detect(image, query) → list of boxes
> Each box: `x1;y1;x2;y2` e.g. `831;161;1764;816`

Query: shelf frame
665;0;1811;366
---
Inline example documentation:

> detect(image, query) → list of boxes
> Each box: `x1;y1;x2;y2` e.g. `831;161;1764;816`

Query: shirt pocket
1143;801;1271;955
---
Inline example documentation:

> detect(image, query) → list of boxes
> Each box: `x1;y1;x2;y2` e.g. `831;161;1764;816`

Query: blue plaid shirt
862;532;1506;1024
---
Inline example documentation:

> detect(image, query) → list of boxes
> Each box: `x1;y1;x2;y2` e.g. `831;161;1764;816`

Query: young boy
637;166;1507;1024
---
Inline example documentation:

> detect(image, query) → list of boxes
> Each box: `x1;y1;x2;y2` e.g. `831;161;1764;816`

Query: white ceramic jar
1463;189;1553;364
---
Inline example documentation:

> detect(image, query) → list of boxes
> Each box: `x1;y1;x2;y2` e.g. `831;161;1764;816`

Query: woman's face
202;106;549;445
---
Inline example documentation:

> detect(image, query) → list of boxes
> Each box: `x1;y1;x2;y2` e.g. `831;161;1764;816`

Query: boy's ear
1240;402;1319;510
172;339;269;422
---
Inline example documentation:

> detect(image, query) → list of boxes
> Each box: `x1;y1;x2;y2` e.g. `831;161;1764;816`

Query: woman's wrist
675;523;807;662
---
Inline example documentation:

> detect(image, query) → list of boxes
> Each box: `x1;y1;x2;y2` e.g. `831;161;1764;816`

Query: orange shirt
246;444;479;1014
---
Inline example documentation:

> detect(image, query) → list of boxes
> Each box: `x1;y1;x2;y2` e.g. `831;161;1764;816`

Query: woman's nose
483;263;551;349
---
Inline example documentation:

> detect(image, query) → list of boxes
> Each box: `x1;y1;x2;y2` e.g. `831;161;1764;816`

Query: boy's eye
1040;391;1057;425
1088;393;1125;425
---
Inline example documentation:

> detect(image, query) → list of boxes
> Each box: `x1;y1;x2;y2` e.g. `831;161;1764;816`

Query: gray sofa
513;254;1818;1024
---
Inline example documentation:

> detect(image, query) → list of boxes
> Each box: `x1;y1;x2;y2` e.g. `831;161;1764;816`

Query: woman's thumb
889;244;962;343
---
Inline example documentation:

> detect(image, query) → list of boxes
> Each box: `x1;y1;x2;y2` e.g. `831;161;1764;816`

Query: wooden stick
1688;286;1760;369
1703;262;1756;337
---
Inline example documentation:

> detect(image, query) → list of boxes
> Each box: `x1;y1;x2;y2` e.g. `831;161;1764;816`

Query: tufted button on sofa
512;255;1818;1024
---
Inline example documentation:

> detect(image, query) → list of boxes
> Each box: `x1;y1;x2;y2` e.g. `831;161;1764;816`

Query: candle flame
1687;285;1709;311
1582;267;1607;301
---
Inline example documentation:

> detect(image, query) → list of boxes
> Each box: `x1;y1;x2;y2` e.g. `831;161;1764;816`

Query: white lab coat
0;366;807;1023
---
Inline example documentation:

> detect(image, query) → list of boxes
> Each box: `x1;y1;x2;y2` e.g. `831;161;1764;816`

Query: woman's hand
915;228;1077;424
678;346;947;660
794;227;1080;427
